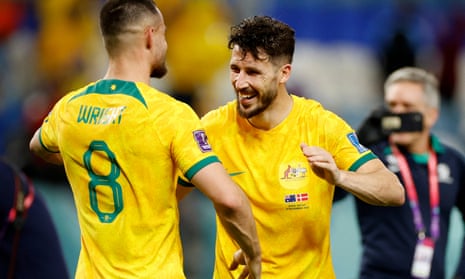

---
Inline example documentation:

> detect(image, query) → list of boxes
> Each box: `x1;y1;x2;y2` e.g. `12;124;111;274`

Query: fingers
300;143;322;156
229;258;239;271
238;266;250;279
229;250;252;278
301;145;329;163
300;143;340;184
229;250;244;271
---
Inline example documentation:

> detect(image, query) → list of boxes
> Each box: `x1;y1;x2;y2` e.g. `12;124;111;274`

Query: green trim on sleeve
177;177;195;187
348;152;377;172
185;156;220;181
38;128;60;153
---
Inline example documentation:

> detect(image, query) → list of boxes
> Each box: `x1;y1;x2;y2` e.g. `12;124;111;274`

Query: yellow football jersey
199;95;375;278
39;79;219;278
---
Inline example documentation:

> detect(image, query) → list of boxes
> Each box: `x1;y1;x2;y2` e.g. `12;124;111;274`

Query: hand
300;143;341;185
229;249;261;279
229;250;248;279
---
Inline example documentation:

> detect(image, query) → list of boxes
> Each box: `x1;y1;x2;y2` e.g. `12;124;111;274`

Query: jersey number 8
83;140;123;223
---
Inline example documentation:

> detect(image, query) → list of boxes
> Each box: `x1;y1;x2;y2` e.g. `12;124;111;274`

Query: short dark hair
228;16;295;64
100;0;159;52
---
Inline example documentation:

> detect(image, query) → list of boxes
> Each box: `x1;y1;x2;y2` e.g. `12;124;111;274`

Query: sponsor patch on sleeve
347;132;368;153
193;130;212;152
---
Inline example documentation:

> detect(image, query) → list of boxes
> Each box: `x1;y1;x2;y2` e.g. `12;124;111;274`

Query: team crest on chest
278;161;309;189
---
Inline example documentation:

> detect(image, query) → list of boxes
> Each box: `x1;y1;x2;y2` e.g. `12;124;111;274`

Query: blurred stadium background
1;0;464;278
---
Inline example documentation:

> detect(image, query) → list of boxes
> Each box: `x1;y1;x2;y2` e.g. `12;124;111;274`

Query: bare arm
300;143;405;206
190;162;261;279
29;128;64;165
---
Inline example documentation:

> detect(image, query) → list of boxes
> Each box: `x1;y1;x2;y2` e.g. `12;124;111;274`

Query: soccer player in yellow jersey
29;1;261;278
177;15;405;278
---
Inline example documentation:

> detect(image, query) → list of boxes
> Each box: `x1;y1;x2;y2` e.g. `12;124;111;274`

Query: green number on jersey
83;140;123;223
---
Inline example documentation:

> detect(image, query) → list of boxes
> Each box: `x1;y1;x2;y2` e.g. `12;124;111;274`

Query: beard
150;62;168;78
237;87;277;119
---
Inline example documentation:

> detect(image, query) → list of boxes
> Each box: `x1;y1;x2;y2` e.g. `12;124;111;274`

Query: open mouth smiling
239;92;257;100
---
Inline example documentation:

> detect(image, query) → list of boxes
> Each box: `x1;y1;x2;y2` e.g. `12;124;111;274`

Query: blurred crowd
1;0;465;278
1;0;465;175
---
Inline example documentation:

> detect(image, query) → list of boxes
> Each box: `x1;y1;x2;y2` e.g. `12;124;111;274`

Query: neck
247;91;293;130
103;55;151;85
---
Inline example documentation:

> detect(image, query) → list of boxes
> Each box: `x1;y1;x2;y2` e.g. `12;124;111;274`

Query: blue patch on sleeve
347;132;368;153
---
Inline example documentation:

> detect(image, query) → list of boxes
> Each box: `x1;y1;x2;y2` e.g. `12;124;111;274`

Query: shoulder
131;83;200;119
292;95;346;122
292;95;355;139
292;94;322;111
201;100;237;128
436;138;465;164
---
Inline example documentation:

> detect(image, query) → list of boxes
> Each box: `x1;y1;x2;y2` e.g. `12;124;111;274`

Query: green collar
68;79;147;108
411;153;429;164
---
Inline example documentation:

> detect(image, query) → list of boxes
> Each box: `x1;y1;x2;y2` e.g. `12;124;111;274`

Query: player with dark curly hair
178;15;405;278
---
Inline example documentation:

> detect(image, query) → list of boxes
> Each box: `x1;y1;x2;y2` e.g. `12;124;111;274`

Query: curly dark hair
228;16;295;64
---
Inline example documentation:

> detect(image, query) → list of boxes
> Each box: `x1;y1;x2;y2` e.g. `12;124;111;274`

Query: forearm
300;144;404;206
190;163;262;275
214;192;261;269
337;165;405;206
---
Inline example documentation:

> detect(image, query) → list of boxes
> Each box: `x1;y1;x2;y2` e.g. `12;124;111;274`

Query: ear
145;26;154;50
279;64;292;83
